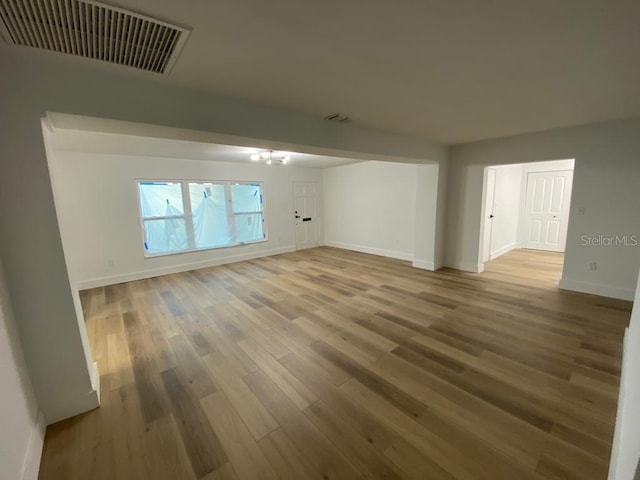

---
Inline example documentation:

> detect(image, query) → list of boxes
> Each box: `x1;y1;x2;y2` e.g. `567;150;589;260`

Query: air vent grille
324;113;351;123
0;0;189;74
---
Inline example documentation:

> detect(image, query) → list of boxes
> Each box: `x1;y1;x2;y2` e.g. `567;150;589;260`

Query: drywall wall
485;164;523;259
433;158;449;269
413;163;444;270
609;268;640;479
0;257;45;480
0;46;445;424
48;151;323;288
447;118;640;299
323;161;417;261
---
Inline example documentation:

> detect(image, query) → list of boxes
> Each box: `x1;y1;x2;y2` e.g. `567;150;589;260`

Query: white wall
322;160;445;269
0;46;445;426
48;151;323;288
323;161;417;261
485;164;523;259
413;163;446;270
0;257;45;480
609;268;640;479
447;118;640;299
433;158;449;269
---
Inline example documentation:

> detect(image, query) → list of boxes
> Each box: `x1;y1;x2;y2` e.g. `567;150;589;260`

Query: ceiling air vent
0;0;190;74
324;113;351;123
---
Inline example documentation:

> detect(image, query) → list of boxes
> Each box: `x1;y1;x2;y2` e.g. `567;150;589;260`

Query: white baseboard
445;261;485;273
76;246;296;289
322;241;413;262
559;278;634;301
21;411;46;480
490;242;518;260
412;259;435;271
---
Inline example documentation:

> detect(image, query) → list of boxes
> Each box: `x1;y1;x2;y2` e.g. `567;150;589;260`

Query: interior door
482;168;497;262
293;181;318;250
522;170;573;252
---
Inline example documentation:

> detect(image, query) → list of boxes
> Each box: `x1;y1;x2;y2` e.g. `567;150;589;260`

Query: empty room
1;2;640;480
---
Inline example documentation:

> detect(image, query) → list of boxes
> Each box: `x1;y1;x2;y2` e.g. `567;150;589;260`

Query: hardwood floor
39;247;632;480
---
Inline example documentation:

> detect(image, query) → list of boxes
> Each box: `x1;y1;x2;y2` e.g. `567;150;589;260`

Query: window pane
189;183;226;211
235;213;264;244
143;218;188;254
189;183;233;249
138;182;184;218
138;180;267;256
231;184;262;213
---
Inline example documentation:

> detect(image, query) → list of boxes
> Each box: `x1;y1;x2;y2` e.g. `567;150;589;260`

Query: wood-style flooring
39;247;632;479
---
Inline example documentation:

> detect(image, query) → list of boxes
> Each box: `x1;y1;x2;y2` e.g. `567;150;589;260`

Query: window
137;180;266;256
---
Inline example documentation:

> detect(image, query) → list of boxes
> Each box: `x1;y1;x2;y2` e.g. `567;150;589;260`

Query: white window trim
136;178;268;258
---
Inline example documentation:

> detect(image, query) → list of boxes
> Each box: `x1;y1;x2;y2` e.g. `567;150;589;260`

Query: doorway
480;159;575;268
293;181;319;250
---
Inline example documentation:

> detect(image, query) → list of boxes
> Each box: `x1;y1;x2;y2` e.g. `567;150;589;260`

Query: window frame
136;178;268;258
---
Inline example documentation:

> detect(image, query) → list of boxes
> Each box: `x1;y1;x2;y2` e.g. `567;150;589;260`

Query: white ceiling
10;1;640;144
50;129;363;168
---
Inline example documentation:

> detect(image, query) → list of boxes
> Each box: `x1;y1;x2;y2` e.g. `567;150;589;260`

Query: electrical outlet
589;262;597;271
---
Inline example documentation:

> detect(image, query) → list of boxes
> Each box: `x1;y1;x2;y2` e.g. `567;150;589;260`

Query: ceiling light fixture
250;150;290;165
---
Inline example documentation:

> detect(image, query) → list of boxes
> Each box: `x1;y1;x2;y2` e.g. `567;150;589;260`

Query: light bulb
250;154;260;161
266;158;272;165
261;152;270;159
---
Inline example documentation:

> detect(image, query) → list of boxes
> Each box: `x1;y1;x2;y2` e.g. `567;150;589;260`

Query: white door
293;181;318;250
482;168;497;262
522;170;573;252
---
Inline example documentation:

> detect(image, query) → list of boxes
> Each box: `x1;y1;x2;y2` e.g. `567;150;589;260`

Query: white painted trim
559;278;635;301
489;242;518;260
608;327;629;479
322;241;413;262
412;259;436;271
45;388;100;425
76;246;296;289
90;361;100;404
445;261;485;273
20;411;46;480
295;241;320;251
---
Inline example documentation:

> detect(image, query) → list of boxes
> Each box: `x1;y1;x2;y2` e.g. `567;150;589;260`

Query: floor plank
39;247;630;480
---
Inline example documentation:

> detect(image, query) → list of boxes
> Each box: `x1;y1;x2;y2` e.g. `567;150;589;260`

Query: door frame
481;167;497;263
